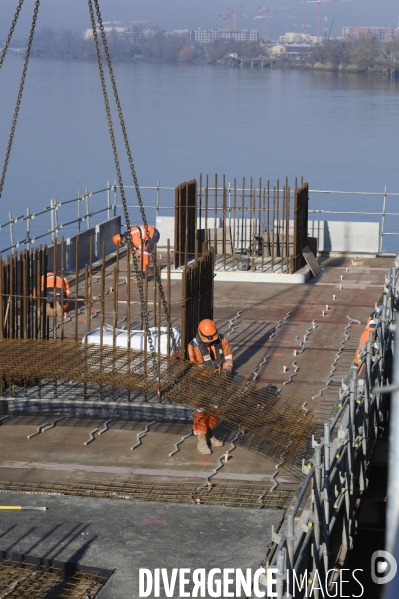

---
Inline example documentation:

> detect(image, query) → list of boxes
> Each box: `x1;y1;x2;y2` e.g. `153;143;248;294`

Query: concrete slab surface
0;492;283;598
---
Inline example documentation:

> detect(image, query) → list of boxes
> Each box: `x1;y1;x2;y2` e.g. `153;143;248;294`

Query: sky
1;0;399;41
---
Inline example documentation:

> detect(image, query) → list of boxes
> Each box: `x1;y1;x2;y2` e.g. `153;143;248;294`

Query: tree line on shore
5;26;399;74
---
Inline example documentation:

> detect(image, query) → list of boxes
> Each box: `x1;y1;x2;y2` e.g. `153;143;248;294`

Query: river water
0;57;398;251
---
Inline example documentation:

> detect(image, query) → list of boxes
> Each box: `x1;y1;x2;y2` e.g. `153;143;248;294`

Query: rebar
0;479;295;509
0;555;108;598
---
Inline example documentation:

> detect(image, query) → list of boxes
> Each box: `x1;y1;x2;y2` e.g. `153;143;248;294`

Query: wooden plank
302;244;322;277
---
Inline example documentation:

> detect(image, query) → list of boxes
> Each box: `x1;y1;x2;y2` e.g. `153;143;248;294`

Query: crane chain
88;0;161;397
0;0;25;71
0;0;40;200
93;0;180;358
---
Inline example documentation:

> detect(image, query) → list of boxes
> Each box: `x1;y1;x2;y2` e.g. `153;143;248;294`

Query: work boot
196;434;211;455
209;429;224;447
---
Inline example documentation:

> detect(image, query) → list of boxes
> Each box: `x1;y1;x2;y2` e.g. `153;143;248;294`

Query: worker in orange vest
113;225;160;272
188;319;233;454
354;314;377;368
40;272;70;316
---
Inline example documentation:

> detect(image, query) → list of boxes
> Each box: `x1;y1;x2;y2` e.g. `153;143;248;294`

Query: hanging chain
88;0;162;396
0;0;40;200
93;0;180;358
0;0;25;71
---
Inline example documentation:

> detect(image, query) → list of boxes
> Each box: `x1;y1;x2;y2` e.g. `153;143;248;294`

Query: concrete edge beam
0;398;193;422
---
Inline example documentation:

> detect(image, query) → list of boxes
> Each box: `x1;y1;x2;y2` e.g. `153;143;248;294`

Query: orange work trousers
193;411;219;435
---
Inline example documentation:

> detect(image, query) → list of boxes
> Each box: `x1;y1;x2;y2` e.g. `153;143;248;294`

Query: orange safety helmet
198;319;218;344
112;233;124;247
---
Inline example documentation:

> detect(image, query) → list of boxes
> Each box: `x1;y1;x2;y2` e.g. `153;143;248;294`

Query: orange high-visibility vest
354;316;376;366
40;273;70;312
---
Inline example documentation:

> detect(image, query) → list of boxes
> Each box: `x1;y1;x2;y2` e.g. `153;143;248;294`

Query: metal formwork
265;259;398;598
175;175;309;274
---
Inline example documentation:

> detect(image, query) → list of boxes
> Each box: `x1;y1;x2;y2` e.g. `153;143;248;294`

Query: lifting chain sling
0;0;25;71
92;0;181;362
88;0;163;398
0;0;40;200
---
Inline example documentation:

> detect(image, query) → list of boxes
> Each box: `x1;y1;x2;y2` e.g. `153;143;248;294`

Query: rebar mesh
0;556;108;598
0;479;295;510
0;339;315;468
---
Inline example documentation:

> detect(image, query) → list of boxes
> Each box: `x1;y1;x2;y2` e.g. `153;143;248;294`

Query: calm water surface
0;58;398;248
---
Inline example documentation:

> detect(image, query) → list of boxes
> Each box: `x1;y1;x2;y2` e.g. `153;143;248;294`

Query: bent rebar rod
347;315;361;325
0;416;9;425
259;355;271;366
84;428;98;446
41;417;64;433
131;421;156;450
276;450;288;469
270;471;279;491
199;430;245;490
284;311;292;320
283;372;298;385
27;422;50;439
98;419;113;435
169;428;193;457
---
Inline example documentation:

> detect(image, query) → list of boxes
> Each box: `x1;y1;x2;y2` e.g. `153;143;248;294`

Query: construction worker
40;272;70;316
354;314;377;369
112;225;160;272
188;319;233;455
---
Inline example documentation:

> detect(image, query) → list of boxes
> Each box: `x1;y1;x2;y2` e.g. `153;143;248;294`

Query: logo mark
371;550;397;585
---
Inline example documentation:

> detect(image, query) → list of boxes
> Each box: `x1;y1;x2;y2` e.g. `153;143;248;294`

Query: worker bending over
41;272;70;316
188;319;233;454
354;313;377;371
113;225;160;272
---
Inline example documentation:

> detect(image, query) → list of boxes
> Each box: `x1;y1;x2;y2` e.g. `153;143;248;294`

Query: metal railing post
156;180;160;220
8;211;14;255
276;549;287;599
113;179;117;216
54;196;59;240
78;189;81;233
386;313;399;554
380;185;387;254
107;180;111;220
323;423;331;569
26;207;31;252
85;186;90;230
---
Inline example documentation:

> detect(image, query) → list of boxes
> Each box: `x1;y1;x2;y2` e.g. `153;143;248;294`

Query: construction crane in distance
217;13;231;29
302;0;362;43
253;13;286;39
251;6;302;39
292;24;313;29
224;7;250;30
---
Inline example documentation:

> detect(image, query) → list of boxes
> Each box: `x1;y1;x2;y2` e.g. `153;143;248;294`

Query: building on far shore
342;26;398;42
84;26;194;43
194;28;259;43
279;32;318;45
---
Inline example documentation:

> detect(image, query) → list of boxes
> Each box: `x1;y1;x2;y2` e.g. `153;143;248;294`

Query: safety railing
1;182;399;256
265;259;398;598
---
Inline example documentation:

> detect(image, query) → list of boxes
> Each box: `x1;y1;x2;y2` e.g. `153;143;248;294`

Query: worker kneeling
113;225;160;273
188;319;233;455
41;272;70;317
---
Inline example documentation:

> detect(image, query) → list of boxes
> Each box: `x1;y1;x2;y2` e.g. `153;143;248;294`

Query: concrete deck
0;254;392;596
0;492;283;598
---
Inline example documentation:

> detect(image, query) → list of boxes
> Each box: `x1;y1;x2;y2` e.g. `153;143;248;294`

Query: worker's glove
221;369;231;377
122;231;130;244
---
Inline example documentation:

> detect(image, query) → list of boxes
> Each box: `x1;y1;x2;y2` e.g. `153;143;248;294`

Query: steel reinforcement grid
265;256;399;598
0;550;112;598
